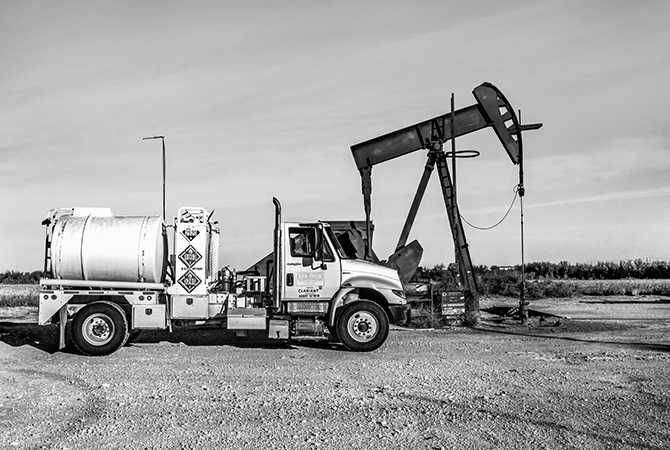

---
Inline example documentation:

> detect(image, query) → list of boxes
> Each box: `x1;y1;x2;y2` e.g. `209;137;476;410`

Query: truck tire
71;301;129;356
336;300;389;352
327;325;339;342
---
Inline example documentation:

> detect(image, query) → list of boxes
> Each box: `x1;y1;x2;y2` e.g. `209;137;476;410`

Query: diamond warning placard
179;245;202;268
178;270;202;293
181;227;200;241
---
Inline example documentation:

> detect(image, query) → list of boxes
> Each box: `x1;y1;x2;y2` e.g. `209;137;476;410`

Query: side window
289;228;315;258
321;234;335;262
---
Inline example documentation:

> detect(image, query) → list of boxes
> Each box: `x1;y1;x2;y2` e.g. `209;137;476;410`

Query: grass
556;279;670;297
0;284;39;307
2;278;670;309
480;276;670;299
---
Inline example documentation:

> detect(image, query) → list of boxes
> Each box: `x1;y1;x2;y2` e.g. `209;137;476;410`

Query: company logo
296;272;324;286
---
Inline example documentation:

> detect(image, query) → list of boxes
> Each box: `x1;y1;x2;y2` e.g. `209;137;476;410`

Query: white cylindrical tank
51;214;167;283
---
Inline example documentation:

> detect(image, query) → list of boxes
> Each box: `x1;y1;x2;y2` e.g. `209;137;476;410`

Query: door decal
296;272;324;286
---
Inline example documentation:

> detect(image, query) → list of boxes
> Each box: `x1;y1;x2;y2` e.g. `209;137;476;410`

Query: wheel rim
347;311;378;342
82;313;115;346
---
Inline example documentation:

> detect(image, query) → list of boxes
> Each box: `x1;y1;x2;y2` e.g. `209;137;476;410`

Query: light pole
142;135;166;221
515;111;543;324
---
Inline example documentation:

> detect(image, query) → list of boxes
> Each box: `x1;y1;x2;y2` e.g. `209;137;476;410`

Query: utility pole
515;109;542;325
518;110;528;324
142;135;166;221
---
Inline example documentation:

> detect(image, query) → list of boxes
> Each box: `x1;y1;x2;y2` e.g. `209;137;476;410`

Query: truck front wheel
71;302;129;356
336;300;389;352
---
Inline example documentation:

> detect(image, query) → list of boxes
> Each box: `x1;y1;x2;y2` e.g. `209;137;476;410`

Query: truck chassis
38;200;408;356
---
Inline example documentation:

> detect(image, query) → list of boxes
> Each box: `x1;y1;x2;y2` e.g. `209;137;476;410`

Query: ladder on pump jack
350;82;542;326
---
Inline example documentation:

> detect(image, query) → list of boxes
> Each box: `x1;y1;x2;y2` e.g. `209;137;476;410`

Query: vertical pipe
209;227;220;281
518;110;528;325
519;188;527;324
143;136;167;222
451;93;457;202
161;138;166;222
272;197;282;310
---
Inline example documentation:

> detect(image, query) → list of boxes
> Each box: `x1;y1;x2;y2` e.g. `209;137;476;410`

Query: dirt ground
1;297;669;450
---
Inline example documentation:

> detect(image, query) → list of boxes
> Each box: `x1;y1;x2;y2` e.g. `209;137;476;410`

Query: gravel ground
1;298;669;450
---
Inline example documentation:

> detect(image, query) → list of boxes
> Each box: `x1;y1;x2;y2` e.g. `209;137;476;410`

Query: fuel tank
51;212;167;283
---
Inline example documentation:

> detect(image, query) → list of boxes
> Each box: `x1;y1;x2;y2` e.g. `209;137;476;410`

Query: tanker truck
38;198;409;356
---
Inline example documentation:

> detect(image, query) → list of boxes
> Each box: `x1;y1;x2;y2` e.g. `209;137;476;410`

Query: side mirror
313;226;324;261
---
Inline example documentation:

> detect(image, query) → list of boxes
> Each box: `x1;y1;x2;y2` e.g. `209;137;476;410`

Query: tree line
412;259;670;283
2;260;670;285
0;270;43;284
410;260;670;299
500;259;670;280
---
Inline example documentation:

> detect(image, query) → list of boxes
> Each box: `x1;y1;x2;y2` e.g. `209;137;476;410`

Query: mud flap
58;306;67;350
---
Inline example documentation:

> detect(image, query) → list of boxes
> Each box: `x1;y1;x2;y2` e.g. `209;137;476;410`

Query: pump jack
351;82;542;326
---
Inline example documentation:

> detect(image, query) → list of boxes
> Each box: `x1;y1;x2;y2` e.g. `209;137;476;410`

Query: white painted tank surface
51;214;167;283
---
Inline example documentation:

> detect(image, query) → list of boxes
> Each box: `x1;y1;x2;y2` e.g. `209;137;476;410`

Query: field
1;280;670;449
480;277;670;299
556;278;670;296
4;279;670;309
525;278;670;297
0;284;39;307
1;296;669;449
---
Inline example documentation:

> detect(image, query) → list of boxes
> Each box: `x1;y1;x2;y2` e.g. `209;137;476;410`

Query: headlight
391;289;406;299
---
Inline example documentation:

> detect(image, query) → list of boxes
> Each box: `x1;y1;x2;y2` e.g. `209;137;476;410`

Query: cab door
282;223;341;302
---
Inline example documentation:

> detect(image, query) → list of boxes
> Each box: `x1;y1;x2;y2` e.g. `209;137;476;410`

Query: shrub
0;284;39;307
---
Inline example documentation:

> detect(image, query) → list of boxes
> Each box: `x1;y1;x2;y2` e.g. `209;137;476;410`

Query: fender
327;287;358;327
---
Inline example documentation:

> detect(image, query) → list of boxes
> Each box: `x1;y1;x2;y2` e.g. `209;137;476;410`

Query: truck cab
281;221;408;328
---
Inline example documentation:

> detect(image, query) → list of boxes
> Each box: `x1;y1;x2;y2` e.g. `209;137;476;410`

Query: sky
2;0;670;272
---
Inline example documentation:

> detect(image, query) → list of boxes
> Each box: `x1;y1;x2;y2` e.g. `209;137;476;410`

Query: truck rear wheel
71;302;129;356
336;300;389;352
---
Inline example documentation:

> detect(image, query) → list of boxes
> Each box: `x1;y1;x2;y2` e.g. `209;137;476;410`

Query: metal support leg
58;306;67;351
435;151;480;326
396;154;437;251
360;167;374;260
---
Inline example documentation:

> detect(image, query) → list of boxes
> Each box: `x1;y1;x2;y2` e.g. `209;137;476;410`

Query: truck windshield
324;226;350;259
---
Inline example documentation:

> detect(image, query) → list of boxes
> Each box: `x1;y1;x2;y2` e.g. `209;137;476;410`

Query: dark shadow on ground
0;321;61;353
130;327;339;351
398;392;666;450
482;306;565;319
579;299;670;304
0;321;341;354
475;319;670;353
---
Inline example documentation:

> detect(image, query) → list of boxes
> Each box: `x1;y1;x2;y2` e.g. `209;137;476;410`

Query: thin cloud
530;136;670;187
527;186;670;209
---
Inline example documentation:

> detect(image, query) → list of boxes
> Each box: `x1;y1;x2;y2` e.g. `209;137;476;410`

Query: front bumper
388;304;411;325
